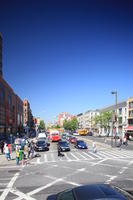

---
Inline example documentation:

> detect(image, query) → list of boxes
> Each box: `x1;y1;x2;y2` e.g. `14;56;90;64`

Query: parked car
69;136;77;144
35;140;49;151
75;140;88;149
57;140;70;152
47;183;133;200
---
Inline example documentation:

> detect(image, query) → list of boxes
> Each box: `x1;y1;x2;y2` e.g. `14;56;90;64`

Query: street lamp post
111;91;118;147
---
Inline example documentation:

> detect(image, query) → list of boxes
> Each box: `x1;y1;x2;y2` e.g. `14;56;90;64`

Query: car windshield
57;190;74;200
77;141;85;145
59;141;68;146
52;133;58;136
37;141;46;145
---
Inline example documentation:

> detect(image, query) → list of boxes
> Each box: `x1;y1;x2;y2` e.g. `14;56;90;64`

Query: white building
100;101;127;137
77;110;100;130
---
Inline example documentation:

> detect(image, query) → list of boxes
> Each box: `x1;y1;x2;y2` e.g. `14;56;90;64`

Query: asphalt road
0;140;133;200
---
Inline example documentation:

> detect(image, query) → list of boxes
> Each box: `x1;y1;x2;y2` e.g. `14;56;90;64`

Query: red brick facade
0;76;23;138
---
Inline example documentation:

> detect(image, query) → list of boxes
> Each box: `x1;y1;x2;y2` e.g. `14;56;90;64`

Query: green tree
63;118;78;131
38;120;45;132
93;111;112;135
71;118;78;131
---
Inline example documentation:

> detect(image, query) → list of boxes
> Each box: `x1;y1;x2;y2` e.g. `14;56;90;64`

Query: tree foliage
94;111;112;129
63;118;78;131
38;120;46;131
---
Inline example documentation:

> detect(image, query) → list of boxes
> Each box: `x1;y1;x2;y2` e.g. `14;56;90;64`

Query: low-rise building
100;101;127;137
125;97;133;138
57;112;74;127
77;110;99;130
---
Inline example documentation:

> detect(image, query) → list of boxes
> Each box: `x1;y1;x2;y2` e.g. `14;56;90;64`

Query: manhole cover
8;170;20;173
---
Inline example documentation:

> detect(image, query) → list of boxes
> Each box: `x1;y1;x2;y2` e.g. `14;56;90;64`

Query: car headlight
78;145;81;147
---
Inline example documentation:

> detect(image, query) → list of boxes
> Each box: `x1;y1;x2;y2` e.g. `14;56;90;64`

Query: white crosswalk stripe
31;149;133;164
70;152;79;161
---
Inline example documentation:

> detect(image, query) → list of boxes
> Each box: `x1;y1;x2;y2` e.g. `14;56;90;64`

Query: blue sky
0;0;133;123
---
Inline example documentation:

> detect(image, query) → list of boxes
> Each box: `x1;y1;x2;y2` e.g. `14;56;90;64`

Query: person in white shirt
4;144;10;161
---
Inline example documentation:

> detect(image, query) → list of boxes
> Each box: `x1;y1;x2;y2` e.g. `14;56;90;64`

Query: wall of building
23;99;33;129
0;76;23;138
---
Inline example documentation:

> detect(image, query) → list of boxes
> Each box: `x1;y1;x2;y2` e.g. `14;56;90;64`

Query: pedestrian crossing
31;149;133;164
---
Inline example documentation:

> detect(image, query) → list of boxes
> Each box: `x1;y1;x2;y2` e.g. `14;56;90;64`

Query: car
75;140;88;149
34;140;49;151
61;134;67;140
66;135;71;141
73;132;79;136
57;140;70;152
69;136;77;144
87;131;93;136
47;184;133;200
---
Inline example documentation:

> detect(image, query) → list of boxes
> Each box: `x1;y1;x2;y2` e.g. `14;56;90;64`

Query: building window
125;108;127;114
129;101;133;109
129;110;133;117
0;83;5;103
119;108;122;115
8;93;12;109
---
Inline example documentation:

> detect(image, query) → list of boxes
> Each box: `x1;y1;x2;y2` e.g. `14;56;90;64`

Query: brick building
57;112;74;127
0;76;23;138
23;99;33;130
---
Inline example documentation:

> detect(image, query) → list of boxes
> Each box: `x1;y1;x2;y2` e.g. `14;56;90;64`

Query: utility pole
111;91;118;147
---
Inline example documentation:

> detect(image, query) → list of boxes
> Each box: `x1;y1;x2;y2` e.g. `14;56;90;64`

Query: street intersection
0;138;133;200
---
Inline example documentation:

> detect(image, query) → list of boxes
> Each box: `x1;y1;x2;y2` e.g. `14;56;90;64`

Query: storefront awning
125;126;133;131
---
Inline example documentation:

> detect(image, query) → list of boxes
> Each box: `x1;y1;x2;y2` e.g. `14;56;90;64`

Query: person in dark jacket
0;140;4;154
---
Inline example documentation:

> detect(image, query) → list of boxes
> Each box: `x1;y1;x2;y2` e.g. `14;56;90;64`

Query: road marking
28;178;62;196
51;153;55;162
119;167;128;174
106;175;117;183
44;154;48;162
99;151;117;158
0;172;19;200
65;153;71;161
37;158;41;164
70;152;79;160
82;152;95;159
10;188;36;200
110;150;130;158
96;152;108;159
75;152;87;160
89;152;102;159
0;183;7;186
92;158;108;166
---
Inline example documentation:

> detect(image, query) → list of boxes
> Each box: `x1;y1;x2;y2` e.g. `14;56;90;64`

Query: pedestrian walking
4;144;10;161
0;140;4;154
117;138;122;149
16;147;20;165
8;143;12;160
31;142;35;158
123;136;128;146
27;142;31;159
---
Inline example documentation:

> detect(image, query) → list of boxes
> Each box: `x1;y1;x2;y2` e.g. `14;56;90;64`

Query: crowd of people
0;137;36;166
